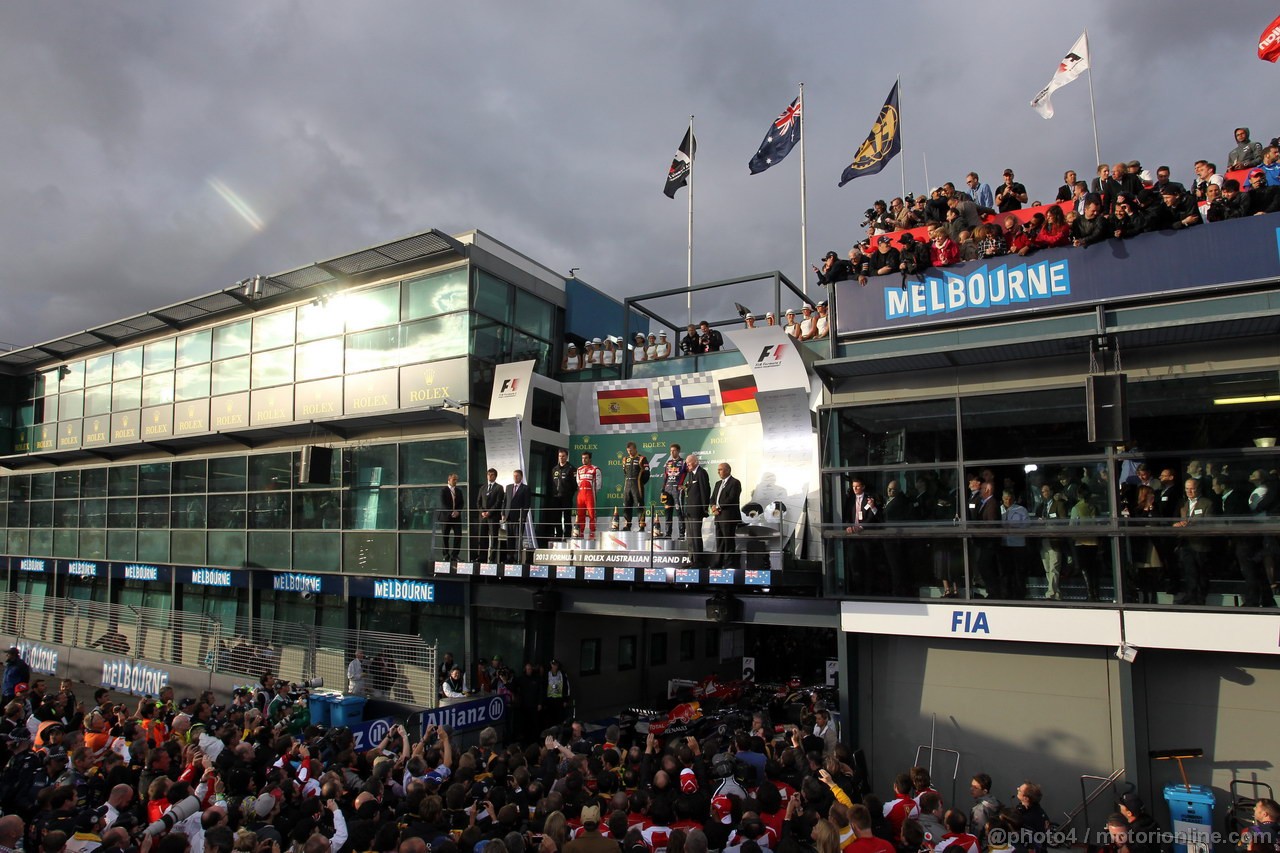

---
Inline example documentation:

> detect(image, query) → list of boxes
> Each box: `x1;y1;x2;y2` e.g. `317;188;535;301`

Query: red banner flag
1260;13;1280;62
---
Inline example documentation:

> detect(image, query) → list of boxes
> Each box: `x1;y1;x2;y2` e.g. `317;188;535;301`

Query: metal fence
0;593;438;708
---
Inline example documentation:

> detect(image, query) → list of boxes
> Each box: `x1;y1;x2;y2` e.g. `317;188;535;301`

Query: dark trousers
623;481;644;526
477;516;500;561
684;512;706;564
715;518;738;568
1178;547;1210;604
884;539;912;597
438;515;462;559
1238;538;1277;607
547;497;573;541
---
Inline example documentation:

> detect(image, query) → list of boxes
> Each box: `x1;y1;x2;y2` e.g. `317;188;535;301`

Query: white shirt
633;345;647;362
655;341;671;358
347;657;365;693
564;353;582;370
815;313;829;336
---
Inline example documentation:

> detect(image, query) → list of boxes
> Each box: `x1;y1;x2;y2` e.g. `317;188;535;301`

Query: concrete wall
857;635;1123;825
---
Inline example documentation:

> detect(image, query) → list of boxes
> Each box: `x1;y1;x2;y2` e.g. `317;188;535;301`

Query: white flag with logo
1030;32;1090;119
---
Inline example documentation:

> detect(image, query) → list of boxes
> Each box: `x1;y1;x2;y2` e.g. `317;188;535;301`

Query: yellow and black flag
839;81;901;186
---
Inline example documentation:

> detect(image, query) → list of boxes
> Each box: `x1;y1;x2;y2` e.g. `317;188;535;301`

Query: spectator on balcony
1192;160;1224;201
923;187;950;223
764;312;777;327
813;250;853;287
1006;214;1038;257
948;192;983;232
1112;194;1149;238
799;304;818;339
995;169;1028;212
956;230;979;261
963;173;994;211
743;313;757;329
1261;145;1280;185
1072;200;1113;247
1114;162;1144;196
1090;164;1121;212
562;343;583;372
1228;127;1265;172
814;302;830;339
849;244;873;286
971;224;1005;259
928;226;960;268
890;197;917;231
1035;205;1072;248
698;321;724;352
870;236;900;277
783;309;802;338
1055;170;1078;202
1127;160;1153;185
1071;181;1091;215
1212;179;1246;221
680;324;702;356
655;331;672;359
1149;165;1184;197
1160;184;1202;230
898;232;930;278
869;199;894;233
631;333;648;363
642;333;657;360
1243;169;1280;215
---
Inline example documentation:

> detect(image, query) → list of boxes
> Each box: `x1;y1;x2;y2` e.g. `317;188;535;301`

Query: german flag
718;375;759;416
597;388;650;425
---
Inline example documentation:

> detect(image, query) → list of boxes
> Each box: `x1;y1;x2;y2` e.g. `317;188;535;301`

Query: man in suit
476;468;504;562
1173;478;1216;605
502;469;531;563
843;475;883;595
681;453;711;565
437;472;464;560
710;462;742;569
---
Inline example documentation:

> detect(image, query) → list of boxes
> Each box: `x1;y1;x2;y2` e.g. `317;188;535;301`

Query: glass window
293;532;340;572
295;338;344;382
30;500;52;529
171;530;206;565
59;391;83;421
961;387;1089;461
342;532;396;572
59;361;84;391
138;463;170;496
1127;371;1280;454
108;498;137;528
176;329;212;367
248;493;289;530
15;403;34;428
171;495;206;529
293;491;340;530
84;355;113;387
511;331;551;372
34;369;59;398
618;636;637;671
208;494;246;529
248;453;292;492
251;348;294;388
296;300;346;344
253;308;296;351
142;373;174;407
112;378;141;411
248;532;291;569
53;500;79;529
580;638;601;676
113;347;143;381
106;530;136;562
515;289;555;340
137;531;170;563
349;444;398;488
211;355;250;396
175;364;211;401
650;632;668;666
208;531;245;567
399;532;433;577
208;456;247;492
399;315;468;365
400;438;466;485
33;396;57;424
30;472;53;501
144;338;175;374
79;529;105;559
474;271;512;323
80;497;105;528
53;529;77;559
138;497;170;529
6;499;29;529
824;400;957;469
54;470;80;500
402;267;470;320
172;460;207;494
471;320;509;362
345;284;400;333
108;466;138;497
84;384;112;417
81;468;107;498
213;320;251;361
345;328;400;374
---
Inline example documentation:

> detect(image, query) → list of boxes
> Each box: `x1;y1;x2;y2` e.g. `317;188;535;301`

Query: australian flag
664;127;696;198
749;96;802;174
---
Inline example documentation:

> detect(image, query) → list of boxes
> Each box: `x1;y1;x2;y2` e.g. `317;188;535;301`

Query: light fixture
1115;643;1138;663
1213;394;1280;406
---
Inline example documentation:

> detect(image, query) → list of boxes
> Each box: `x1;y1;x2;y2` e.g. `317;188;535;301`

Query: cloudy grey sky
2;1;1277;348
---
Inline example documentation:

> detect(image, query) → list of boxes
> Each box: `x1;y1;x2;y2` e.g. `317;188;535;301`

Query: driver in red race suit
576;451;603;537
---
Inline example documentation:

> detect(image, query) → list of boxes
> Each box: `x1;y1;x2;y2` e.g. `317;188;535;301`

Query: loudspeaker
705;594;741;624
298;445;333;485
532;590;560;612
1086;374;1129;444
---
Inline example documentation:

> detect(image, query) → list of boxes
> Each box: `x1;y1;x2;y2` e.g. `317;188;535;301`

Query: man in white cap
765;311;777;326
743;313;756;329
783;310;802;338
655;331;671;359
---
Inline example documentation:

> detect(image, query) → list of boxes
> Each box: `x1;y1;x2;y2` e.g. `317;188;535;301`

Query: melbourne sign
101;658;170;696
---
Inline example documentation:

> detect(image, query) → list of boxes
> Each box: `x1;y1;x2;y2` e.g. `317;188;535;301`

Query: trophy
652;504;663;538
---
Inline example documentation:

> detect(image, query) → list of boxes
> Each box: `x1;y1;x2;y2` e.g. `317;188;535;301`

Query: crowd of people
820;129;1280;288
841;460;1280;607
6;639;1253;853
562;335;677;372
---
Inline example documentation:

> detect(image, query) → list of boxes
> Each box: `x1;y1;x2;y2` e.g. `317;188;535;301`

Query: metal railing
1;593;438;708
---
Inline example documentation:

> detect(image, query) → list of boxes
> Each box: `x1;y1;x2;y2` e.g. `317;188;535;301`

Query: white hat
567;343;577;349
659;331;667;337
744;313;754;320
765;312;774;319
592;337;602;344
786;309;796;316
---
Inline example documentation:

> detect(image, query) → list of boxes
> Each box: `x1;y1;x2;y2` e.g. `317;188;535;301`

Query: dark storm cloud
1;0;1277;349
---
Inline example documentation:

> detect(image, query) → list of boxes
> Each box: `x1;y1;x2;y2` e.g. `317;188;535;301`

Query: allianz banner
834;216;1280;336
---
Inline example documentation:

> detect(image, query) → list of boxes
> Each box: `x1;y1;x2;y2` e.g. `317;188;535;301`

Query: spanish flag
597;388;650;425
718;375;759;416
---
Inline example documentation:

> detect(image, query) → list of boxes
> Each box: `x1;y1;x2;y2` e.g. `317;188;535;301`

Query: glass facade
822;369;1280;604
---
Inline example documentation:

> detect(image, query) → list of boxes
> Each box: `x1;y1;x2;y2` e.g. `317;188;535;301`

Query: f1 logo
756;345;786;363
500;378;519;393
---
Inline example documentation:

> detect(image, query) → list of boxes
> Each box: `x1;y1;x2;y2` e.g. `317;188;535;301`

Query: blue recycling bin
308;693;332;727
330;695;366;729
1164;784;1215;853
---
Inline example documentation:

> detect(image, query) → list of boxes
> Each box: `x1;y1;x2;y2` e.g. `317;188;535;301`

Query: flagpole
898;76;906;199
687;115;694;327
922;152;930;194
798;83;809;298
1084;30;1102;169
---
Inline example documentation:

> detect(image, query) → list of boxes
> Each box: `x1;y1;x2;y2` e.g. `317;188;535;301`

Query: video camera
859;208;877;228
